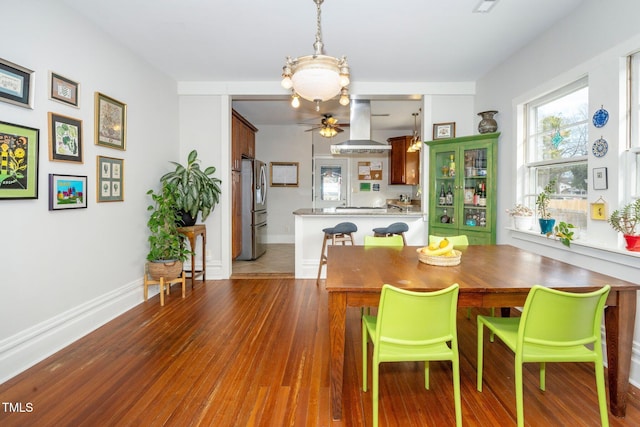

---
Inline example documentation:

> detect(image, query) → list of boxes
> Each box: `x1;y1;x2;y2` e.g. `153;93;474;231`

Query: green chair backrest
429;234;469;248
364;235;404;247
376;284;459;347
518;285;610;351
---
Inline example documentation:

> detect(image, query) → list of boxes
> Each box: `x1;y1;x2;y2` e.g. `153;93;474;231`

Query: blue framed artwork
49;174;87;210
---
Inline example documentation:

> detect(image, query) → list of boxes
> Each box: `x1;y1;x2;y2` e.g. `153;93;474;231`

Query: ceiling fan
305;114;349;138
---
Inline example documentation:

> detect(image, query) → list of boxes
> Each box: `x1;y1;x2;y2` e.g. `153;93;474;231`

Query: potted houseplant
552;221;576;247
146;181;192;280
535;179;556;234
161;149;222;226
607;199;640;251
506;204;534;231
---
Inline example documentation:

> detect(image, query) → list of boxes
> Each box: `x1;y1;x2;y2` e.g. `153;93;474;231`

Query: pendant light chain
313;0;324;56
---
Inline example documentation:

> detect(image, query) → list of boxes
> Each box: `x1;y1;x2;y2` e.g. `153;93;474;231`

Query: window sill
506;227;640;269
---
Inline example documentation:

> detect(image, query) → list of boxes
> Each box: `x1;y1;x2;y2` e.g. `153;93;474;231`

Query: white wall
256;125;313;243
0;2;180;382
475;0;640;385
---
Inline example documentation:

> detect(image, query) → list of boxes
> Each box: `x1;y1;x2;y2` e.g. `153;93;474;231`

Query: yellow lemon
439;238;449;249
428;243;438;251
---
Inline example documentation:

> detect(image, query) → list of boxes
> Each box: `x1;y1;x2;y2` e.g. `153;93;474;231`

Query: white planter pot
513;215;533;231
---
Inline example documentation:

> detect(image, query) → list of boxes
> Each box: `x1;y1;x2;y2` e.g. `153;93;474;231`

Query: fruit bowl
416;248;462;266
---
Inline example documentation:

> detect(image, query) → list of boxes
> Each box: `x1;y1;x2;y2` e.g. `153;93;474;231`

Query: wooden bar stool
372;222;409;245
316;222;357;285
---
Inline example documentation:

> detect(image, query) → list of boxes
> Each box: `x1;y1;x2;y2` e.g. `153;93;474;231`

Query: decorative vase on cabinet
478;110;498;134
426;133;499;245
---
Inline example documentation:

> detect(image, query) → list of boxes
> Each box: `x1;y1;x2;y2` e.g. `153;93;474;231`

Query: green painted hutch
426;132;499;244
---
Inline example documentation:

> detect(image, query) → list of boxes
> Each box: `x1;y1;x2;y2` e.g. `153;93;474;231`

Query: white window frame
522;77;589;228
628;52;640;199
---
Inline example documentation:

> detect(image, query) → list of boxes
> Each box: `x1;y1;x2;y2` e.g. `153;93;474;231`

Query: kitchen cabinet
388;135;419;185
426;132;499;245
232;109;257;170
232;170;242;259
231;110;258;259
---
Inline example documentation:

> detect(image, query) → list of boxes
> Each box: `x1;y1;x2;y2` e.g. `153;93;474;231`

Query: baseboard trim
0;278;144;384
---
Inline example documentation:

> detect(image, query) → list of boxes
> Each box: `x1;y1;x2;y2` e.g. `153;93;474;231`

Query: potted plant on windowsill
146;181;192;280
161;149;222;226
535;179;556;234
607;199;640;251
506;204;534;231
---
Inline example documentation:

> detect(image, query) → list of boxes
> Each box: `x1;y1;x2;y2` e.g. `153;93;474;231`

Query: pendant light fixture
281;0;350;110
407;111;422;152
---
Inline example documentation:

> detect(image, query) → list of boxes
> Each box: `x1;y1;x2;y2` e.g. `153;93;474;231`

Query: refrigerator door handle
258;164;267;204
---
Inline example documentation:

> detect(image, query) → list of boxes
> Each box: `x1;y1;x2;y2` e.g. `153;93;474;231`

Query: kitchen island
293;207;426;279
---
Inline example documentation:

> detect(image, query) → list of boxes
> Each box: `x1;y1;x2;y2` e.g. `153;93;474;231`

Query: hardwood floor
1;278;639;426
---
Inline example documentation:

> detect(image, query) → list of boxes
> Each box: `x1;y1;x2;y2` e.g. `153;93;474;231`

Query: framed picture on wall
95;92;127;150
49;72;79;107
433;122;456;140
592;167;608;190
0;121;39;199
49;174;87;210
270;162;299;187
48;112;83;163
96;155;124;202
0;58;34;109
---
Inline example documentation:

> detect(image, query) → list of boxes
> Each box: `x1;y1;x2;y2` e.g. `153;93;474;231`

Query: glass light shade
290;55;344;102
291;94;301;108
319;126;338;138
281;76;293;89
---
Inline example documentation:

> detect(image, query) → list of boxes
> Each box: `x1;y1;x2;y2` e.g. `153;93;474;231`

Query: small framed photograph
49;174;87;210
95;92;126;150
0;121;39;199
593;167;608;190
49;72;79;107
48;112;83;163
96;156;124;202
433;122;456;140
0;58;34;109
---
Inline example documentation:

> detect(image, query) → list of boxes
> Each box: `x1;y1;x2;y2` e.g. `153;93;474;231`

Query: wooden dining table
325;244;640;421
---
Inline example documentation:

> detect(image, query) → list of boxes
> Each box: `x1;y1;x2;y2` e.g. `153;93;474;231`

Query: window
629;52;640;198
524;77;589;228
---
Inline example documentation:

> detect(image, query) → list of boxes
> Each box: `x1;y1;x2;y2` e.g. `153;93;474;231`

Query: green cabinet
426;133;499;245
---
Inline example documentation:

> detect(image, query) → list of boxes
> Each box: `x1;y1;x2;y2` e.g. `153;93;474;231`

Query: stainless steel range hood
330;99;391;154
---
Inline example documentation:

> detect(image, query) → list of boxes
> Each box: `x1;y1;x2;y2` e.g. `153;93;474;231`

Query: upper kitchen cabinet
232;109;258;171
388;135;419;185
426;133;499;245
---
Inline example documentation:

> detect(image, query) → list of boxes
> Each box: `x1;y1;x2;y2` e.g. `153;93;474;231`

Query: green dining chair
429;235;475;318
362;234;404;314
477;284;611;427
362;283;462;427
429;234;469;247
364;234;405;247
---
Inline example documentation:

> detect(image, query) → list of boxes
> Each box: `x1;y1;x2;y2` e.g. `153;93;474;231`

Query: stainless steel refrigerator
238;159;268;260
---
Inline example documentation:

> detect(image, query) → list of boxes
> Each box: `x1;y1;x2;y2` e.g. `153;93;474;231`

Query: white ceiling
61;0;586;131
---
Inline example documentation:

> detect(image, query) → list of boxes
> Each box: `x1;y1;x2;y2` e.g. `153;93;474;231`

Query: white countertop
293;208;423;217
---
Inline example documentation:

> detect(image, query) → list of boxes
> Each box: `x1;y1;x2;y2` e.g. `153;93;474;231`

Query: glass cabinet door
433;149;456;226
461;147;488;229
